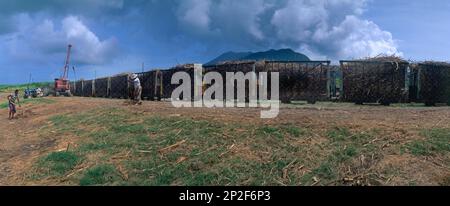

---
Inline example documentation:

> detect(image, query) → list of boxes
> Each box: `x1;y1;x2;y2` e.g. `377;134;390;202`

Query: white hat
130;74;138;79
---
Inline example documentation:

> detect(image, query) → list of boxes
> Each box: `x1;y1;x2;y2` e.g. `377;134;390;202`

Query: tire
307;97;317;104
381;101;391;106
425;101;435;107
280;96;291;104
55;92;60;97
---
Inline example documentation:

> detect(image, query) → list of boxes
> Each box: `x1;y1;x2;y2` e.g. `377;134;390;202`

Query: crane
62;44;72;80
54;44;73;96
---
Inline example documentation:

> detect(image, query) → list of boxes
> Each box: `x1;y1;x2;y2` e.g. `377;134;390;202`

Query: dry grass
1;97;449;186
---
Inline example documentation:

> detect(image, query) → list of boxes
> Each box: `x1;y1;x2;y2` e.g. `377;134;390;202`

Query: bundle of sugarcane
341;58;409;105
418;62;450;106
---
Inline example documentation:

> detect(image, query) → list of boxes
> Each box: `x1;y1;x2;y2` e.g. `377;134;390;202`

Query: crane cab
54;78;72;96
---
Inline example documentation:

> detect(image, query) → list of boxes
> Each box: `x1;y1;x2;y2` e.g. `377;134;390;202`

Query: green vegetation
31;108;315;186
391;103;428;108
205;48;310;66
0;82;51;93
29;107;448;186
36;151;81;176
282;124;307;137
0;98;56;109
406;129;450;156
327;127;351;142
297;127;380;185
79;164;122;186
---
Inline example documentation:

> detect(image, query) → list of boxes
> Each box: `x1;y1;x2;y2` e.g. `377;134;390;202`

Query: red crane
54;44;73;96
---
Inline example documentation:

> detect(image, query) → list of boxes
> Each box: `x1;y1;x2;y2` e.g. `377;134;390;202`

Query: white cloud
328;16;400;58
176;0;400;59
177;0;211;31
172;0;273;48
2;14;119;66
62;16;119;65
213;0;271;41
271;0;328;41
268;0;400;59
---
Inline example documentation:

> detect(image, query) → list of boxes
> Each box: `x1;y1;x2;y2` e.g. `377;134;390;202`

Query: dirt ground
1;96;449;185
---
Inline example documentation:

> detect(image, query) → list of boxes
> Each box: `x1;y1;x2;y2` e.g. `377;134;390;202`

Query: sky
0;0;449;84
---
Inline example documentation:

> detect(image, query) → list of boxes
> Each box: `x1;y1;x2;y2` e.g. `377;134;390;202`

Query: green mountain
205;51;253;66
205;49;310;66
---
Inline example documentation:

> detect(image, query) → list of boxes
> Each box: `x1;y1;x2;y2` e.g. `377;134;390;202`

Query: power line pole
142;62;144;73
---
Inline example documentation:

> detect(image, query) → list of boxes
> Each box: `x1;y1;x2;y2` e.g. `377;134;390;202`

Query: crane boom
62;44;72;80
54;44;73;97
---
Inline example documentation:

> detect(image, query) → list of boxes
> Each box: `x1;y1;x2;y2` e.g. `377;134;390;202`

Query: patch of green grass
312;162;336;180
49;114;88;134
406;129;450;156
406;141;431;156
37;151;81;176
259;126;279;134
281;125;307;137
344;146;358;157
299;128;382;185
79;164;122;186
0;98;56;109
333;146;358;162
113;124;146;134
78;141;112;153
134;134;152;143
327;127;351;142
0;102;8;109
0;82;51;93
301;145;359;185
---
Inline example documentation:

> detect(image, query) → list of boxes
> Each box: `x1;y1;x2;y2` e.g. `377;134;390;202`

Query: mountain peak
205;48;310;66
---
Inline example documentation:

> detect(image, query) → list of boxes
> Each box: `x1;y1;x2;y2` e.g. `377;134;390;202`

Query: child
7;90;20;120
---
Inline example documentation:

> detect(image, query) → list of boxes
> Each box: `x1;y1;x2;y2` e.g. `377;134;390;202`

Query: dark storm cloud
0;0;401;84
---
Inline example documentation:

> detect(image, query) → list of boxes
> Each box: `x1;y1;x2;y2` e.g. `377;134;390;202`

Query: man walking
7;90;21;120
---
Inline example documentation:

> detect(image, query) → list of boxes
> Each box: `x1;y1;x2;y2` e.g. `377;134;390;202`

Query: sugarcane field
1;0;450;203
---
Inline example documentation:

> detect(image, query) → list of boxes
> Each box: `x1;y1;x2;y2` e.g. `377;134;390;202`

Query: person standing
129;74;142;105
7;90;21;120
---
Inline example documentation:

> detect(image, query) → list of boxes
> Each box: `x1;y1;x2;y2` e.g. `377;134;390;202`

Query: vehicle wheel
425;101;435;107
55;92;60;97
355;101;363;105
280;96;291;104
307;97;317;104
381;101;391;106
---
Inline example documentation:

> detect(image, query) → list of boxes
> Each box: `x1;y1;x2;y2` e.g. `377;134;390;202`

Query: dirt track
1;96;450;185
